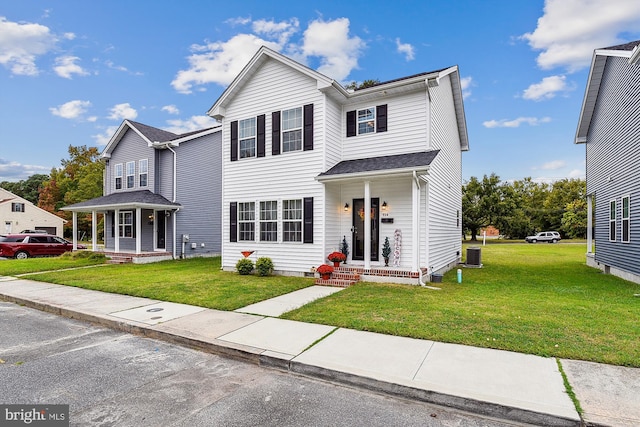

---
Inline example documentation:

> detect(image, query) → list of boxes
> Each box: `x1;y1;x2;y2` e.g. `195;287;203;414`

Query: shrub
255;257;274;276
236;258;254;275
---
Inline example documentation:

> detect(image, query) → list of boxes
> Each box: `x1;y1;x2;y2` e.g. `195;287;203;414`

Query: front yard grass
0;251;107;276
282;243;640;367
23;257;313;311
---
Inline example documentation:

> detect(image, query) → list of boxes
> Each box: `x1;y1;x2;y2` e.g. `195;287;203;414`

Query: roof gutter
316;166;430;183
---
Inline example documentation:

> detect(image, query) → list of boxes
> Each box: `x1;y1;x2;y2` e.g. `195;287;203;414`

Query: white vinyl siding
622;196;630;243
610;199;616;242
282;107;302;152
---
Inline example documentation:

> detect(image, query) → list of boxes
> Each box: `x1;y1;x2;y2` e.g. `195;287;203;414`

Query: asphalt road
0;301;522;427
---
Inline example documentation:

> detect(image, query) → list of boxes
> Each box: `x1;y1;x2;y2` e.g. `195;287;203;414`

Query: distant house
208;47;468;283
0;187;65;237
63;120;222;263
575;39;640;283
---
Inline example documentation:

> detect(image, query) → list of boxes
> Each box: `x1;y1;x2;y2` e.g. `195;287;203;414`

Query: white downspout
414;171;440;290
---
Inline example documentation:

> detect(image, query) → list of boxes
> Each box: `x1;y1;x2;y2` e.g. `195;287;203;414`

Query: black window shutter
132;211;136;238
230;202;238;243
257;114;265;157
303;197;313;243
346;110;356;137
272;111;281;155
303;104;314;151
110;212;114;238
230;121;238;161
376;104;387;133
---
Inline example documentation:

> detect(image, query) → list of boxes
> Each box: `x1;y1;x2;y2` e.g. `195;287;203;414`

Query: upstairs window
139;159;148;187
126;161;135;189
609;200;616;242
622;196;630;243
239;118;256;159
260;201;278;241
115;163;123;190
11;202;25;213
282;107;303;152
283;199;302;242
238;202;255;241
357;107;376;135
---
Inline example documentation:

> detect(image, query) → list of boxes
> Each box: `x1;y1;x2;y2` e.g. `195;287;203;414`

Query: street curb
1;293;583;427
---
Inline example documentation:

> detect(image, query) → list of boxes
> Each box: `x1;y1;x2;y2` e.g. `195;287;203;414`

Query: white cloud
302;18;365;82
483;116;552;128
172;17;366;93
0;158;51;181
161;105;180;115
226;16;252;26
522;0;640;72
171;33;278;93
49;100;92;119
93;125;119;146
522;75;569;101
108;103;137;121
395;38;415;61
54;55;89;79
540;160;566;170
63;32;76;40
569;169;585;179
0;16;56;76
164;115;218;134
460;76;473;99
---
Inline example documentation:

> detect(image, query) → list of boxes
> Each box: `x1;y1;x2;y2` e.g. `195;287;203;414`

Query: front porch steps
314;266;361;287
106;254;133;264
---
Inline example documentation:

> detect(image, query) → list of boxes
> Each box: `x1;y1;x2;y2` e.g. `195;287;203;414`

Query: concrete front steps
315;266;360;287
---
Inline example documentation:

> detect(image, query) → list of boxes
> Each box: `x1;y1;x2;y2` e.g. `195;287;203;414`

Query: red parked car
0;234;86;259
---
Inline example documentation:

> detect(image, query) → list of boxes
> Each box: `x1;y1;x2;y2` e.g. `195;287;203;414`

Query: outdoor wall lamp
382;201;388;211
344;203;349;211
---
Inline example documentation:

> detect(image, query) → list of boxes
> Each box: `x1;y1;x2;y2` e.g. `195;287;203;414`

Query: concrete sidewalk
1;278;638;426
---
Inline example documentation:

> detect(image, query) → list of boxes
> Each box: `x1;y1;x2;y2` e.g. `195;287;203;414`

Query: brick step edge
314;278;356;288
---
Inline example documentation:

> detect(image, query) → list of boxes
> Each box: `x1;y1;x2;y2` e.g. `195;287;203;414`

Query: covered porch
62;190;182;261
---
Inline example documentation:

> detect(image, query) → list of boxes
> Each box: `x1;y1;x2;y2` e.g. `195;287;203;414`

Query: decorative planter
321;273;331;280
241;251;254;258
333;261;340;268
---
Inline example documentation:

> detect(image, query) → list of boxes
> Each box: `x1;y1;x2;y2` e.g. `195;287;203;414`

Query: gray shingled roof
317;150;440;178
62;190;181;211
603;40;640;51
128;121;178;143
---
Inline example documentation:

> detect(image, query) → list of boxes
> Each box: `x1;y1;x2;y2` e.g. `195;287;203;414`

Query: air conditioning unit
466;247;482;267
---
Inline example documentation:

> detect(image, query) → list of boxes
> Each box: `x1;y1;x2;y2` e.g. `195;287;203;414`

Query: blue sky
2;0;640;183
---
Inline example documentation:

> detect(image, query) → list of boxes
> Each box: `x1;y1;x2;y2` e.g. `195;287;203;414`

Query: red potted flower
327;251;346;267
316;264;334;280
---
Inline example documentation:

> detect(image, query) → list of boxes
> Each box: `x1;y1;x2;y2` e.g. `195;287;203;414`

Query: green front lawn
25;257;313;311
0;251;107;276
282;243;640;367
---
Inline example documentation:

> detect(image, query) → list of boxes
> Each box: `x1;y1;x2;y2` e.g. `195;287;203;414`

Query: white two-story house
208;47;468;283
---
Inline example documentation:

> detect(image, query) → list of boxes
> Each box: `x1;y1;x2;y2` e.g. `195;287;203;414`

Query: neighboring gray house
575;40;640;283
64;120;222;262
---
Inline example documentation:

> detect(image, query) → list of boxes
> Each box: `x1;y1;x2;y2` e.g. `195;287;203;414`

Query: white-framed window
119;211;133;238
239;118;256;159
622;196;630;243
282;107;302;152
357;107;375;135
283;199;302;242
139;159;148;187
126;161;135;189
11;202;25;212
260;201;278;241
115;163;123;190
609;199;616;242
238;202;255;241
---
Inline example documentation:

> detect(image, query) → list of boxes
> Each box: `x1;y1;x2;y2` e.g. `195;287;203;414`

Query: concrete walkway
1;278;638;426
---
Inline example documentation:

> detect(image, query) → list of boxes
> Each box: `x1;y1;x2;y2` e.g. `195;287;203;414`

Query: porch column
412;176;421;272
135;207;142;254
114;209;120;253
91;210;97;251
587;194;593;254
72;211;78;250
364;181;371;269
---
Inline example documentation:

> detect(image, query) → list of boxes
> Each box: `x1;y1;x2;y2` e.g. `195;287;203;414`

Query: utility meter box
182;234;190;243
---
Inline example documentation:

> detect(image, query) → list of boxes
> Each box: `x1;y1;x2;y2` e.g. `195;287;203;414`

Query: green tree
561;198;588;238
462;173;512;240
0;174;49;204
344;79;381;91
